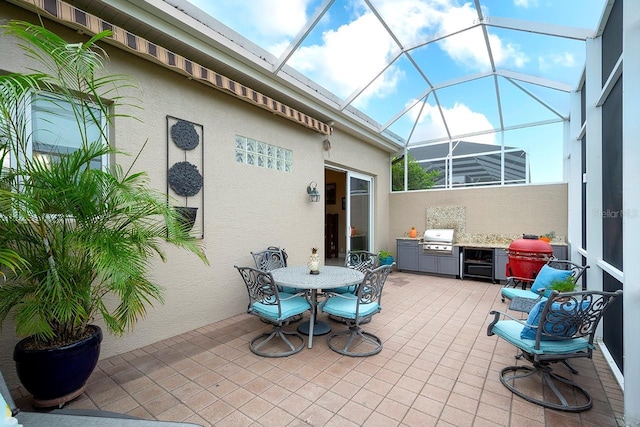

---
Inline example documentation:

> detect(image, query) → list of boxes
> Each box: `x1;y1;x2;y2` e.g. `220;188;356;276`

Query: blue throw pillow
530;265;572;297
520;299;586;340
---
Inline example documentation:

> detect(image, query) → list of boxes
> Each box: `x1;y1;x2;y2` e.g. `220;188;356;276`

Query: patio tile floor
12;272;624;426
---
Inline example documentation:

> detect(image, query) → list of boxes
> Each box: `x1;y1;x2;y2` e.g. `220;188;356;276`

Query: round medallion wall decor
168;161;203;197
171;120;199;150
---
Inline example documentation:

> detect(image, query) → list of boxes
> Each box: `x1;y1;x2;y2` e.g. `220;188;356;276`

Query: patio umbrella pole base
298;320;331;335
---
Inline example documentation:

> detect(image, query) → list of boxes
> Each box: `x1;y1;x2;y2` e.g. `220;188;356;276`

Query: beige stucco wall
388;183;568;249
0;6;391;388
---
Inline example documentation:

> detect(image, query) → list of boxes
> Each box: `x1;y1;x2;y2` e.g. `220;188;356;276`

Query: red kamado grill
506;234;553;282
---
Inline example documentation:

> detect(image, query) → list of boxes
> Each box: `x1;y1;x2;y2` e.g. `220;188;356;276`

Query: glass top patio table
271;265;364;348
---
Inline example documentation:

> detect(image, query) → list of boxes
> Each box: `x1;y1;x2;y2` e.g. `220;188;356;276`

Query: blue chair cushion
321;295;380;320
251;294;310;321
331;285;356;294
492;319;592;355
520;299;588;340
530;264;572;296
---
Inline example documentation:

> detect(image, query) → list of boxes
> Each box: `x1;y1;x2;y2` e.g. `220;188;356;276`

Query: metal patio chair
331;250;379;295
251;246;288;271
501;259;589;305
251;246;304;322
328;250;379;324
321;263;392;357
235;266;311;357
487;289;622;412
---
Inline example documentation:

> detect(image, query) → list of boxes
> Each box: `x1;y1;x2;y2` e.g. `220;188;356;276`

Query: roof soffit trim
8;0;331;135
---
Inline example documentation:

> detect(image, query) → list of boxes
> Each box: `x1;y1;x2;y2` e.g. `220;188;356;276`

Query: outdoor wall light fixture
307;181;321;202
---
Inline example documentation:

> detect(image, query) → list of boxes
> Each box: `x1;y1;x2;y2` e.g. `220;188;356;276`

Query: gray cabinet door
397;240;419;271
438;255;459;275
552;245;568;260
419;253;437;273
494;248;508;281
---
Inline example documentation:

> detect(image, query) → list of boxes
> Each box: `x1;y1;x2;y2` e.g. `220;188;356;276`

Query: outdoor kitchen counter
455;241;567;248
396;238;568;282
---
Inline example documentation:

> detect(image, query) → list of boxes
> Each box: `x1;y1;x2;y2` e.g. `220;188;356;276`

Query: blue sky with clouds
185;0;606;182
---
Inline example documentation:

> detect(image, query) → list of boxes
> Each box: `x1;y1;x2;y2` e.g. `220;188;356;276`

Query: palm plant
0;21;208;348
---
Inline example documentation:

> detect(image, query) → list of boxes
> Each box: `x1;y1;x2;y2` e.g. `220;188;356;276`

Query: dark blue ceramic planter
380;256;394;266
13;325;102;407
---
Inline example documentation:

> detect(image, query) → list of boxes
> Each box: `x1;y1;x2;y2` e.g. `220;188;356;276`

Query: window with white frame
4;92;107;170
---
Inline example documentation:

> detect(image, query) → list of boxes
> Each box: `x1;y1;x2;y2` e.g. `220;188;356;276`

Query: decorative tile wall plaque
425;206;466;239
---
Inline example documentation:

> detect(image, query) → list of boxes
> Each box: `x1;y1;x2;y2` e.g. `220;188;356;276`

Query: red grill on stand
506;235;553;287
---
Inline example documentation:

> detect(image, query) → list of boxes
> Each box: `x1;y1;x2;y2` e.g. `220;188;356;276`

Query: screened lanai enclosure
171;0;605;189
1;0;637;424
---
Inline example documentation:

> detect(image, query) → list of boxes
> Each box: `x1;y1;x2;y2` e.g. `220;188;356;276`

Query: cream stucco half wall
388;183;569;247
0;5;392;387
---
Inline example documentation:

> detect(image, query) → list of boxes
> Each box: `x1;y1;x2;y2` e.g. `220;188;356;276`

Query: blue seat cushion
492;320;592;355
530;265;572;297
520;299;588;340
278;286;299;294
251;294;310;321
331;285;356;294
321;295;380;320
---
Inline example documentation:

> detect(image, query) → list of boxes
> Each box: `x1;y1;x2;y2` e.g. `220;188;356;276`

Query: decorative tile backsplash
424;206;564;244
425;206;466;236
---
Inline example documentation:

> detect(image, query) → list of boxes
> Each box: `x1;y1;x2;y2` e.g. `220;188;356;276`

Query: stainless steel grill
422;229;455;254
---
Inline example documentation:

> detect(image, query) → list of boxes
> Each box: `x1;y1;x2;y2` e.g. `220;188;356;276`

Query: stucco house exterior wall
0;3;392;384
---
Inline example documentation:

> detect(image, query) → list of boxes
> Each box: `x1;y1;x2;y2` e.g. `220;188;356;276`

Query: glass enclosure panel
501;123;564;184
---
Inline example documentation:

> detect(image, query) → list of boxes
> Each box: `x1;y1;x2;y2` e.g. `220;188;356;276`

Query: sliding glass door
346;171;373;253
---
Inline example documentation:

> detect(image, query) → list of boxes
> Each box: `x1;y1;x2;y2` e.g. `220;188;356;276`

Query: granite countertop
397;234;567;248
454;242;510;249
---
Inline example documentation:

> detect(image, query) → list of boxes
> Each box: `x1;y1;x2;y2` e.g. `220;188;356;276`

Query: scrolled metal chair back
355;264;391;306
534;289;622;348
235;266;280;312
546;259;590;283
251;248;287;272
345;250;379;273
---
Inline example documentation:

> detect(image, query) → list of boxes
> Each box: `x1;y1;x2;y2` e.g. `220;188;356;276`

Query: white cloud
435;3;529;71
408;101;496;144
288;11;398;98
352;67;405;109
288;0;530;102
539;52;576;72
514;0;539;8
188;0;311;55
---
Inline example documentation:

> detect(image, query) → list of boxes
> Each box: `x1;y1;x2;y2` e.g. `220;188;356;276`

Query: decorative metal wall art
167;116;204;238
168;161;203;197
171;120;200;150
